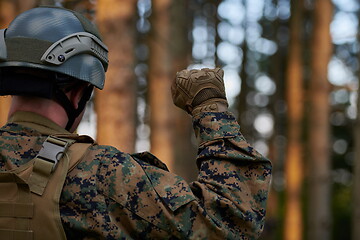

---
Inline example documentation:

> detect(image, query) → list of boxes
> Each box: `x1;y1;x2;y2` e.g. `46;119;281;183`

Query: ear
69;84;87;109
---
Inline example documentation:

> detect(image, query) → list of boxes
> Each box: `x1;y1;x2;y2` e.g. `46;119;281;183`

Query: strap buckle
35;136;71;172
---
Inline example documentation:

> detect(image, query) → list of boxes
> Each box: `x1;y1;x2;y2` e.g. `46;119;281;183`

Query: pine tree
148;0;176;169
308;1;333;239
284;0;304;239
96;0;137;152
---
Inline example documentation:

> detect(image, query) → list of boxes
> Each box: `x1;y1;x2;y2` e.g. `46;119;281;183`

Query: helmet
0;6;108;90
0;6;109;130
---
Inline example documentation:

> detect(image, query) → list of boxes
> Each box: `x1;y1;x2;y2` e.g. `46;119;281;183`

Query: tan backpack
0;135;94;240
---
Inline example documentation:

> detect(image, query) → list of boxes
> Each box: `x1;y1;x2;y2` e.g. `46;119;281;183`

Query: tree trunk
263;1;288;239
148;0;176;170
308;1;333;239
96;0;137;153
353;76;360;240
37;0;56;5
352;25;360;240
170;0;197;180
284;0;304;239
62;0;96;19
237;0;254;143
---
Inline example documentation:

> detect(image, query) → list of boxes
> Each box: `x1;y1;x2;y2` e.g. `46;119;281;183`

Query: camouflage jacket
0;111;271;240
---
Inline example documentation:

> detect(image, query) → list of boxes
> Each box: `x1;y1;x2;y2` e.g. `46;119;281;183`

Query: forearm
189;111;272;239
193;111;270;163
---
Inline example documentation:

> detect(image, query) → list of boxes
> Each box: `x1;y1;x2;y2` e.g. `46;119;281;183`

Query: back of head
0;6;109;130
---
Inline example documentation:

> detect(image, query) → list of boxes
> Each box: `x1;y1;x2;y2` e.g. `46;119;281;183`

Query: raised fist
171;67;228;115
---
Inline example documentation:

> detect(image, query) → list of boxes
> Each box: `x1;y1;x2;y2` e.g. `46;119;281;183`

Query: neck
8;96;68;128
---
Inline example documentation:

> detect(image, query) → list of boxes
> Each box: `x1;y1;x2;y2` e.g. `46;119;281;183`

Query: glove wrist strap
191;100;228;116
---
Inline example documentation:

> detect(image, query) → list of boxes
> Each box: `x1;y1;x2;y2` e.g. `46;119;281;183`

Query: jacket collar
7;111;70;135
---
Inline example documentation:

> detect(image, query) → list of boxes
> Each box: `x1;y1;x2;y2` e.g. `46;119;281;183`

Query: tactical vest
0;134;94;240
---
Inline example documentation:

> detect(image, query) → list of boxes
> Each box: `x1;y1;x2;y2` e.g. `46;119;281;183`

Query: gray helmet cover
0;6;108;89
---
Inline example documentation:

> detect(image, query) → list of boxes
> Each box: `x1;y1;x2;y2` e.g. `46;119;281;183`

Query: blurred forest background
0;0;359;239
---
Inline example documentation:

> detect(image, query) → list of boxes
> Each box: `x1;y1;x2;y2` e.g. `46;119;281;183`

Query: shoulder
80;145;196;225
0;123;44;168
83;145;169;174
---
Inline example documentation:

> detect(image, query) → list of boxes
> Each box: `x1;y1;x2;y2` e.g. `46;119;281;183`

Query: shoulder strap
28;136;75;196
30;139;94;240
28;134;95;196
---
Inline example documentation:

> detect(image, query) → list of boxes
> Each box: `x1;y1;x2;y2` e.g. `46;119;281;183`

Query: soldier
0;6;272;240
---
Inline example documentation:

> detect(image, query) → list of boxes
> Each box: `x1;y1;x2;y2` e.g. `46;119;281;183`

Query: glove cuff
191;99;228;116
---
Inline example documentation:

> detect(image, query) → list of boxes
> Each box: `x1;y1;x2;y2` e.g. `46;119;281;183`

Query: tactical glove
171;67;228;115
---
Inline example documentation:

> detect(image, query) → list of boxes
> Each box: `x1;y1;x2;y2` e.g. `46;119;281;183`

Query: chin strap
54;85;93;131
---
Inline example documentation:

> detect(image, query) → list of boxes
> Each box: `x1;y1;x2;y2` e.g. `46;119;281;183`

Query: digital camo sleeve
187;111;272;239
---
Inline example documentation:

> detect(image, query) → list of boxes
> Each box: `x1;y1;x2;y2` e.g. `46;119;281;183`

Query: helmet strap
54;85;93;131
